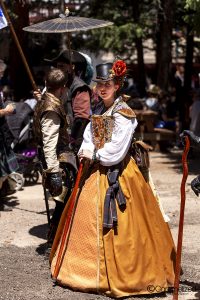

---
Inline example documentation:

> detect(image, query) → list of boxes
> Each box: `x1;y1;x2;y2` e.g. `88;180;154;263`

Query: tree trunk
132;2;146;97
135;37;146;97
156;0;174;92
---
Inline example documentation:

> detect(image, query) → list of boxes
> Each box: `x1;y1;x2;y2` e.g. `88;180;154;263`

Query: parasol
23;8;113;73
23;8;113;33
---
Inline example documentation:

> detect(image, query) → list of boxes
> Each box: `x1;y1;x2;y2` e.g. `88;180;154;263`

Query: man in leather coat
34;68;74;244
180;130;200;196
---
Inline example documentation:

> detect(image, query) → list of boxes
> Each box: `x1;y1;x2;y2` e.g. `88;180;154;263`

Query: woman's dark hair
113;77;124;97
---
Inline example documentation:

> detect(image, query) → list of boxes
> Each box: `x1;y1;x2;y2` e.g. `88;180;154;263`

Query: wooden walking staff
0;0;37;91
173;136;190;300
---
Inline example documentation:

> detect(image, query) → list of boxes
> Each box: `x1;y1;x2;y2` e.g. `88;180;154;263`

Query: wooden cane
173;136;190;300
52;162;83;279
0;0;37;91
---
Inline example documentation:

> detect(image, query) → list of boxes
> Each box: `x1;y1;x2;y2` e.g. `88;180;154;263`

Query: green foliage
77;0;160;59
184;0;200;33
185;0;200;10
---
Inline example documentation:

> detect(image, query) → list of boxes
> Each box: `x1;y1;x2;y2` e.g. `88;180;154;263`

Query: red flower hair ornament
108;59;127;88
112;60;127;77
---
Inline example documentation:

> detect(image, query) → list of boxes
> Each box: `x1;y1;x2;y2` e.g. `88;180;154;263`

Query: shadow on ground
35;242;51;258
29;223;49;240
0;195;19;210
152;148;200;176
29;223;52;257
181;280;200;298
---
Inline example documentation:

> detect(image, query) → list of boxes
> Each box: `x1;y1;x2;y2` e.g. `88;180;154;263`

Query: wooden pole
66;32;74;76
0;0;37;91
173;136;190;300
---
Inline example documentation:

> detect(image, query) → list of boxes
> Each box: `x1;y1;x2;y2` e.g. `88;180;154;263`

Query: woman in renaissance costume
50;60;176;298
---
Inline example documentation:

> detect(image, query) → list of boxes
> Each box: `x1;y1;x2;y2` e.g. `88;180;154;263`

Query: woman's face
96;80;119;107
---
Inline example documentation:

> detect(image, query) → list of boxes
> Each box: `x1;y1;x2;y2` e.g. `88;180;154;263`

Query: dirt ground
0;149;200;300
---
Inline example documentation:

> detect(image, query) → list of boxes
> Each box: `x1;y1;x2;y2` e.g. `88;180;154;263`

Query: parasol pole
63;7;74;76
173;136;190;300
0;0;37;91
66;32;73;73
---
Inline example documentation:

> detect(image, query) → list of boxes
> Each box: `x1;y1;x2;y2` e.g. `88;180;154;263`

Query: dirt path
0;150;200;300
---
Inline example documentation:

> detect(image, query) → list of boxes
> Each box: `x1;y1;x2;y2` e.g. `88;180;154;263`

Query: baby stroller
6;99;41;186
14;145;41;185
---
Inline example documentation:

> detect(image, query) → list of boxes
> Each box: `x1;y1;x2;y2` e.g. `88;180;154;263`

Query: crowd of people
0;51;200;298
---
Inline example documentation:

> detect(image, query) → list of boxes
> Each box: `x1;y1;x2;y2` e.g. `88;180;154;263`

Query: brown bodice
91;115;114;150
91;97;136;150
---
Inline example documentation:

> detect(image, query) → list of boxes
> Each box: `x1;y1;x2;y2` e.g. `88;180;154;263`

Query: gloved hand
45;172;62;197
180;130;200;148
191;175;200;196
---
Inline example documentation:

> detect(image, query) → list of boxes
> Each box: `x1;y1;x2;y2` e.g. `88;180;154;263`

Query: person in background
50;60;176;298
33;51;93;244
145;85;178;136
6;94;36;151
33;68;74;244
189;88;200;136
145;84;161;112
44;49;92;153
0;60;19;209
174;64;185;129
34;50;93;152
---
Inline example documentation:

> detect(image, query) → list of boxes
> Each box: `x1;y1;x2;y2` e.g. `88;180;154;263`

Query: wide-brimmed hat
93;60;127;83
44;49;87;66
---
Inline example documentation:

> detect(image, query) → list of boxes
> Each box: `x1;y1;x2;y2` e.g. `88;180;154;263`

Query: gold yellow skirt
50;156;176;298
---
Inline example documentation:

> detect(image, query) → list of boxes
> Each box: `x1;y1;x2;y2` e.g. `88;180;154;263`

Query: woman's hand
78;149;93;162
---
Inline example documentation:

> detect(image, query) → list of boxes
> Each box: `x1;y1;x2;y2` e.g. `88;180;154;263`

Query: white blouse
79;100;138;166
